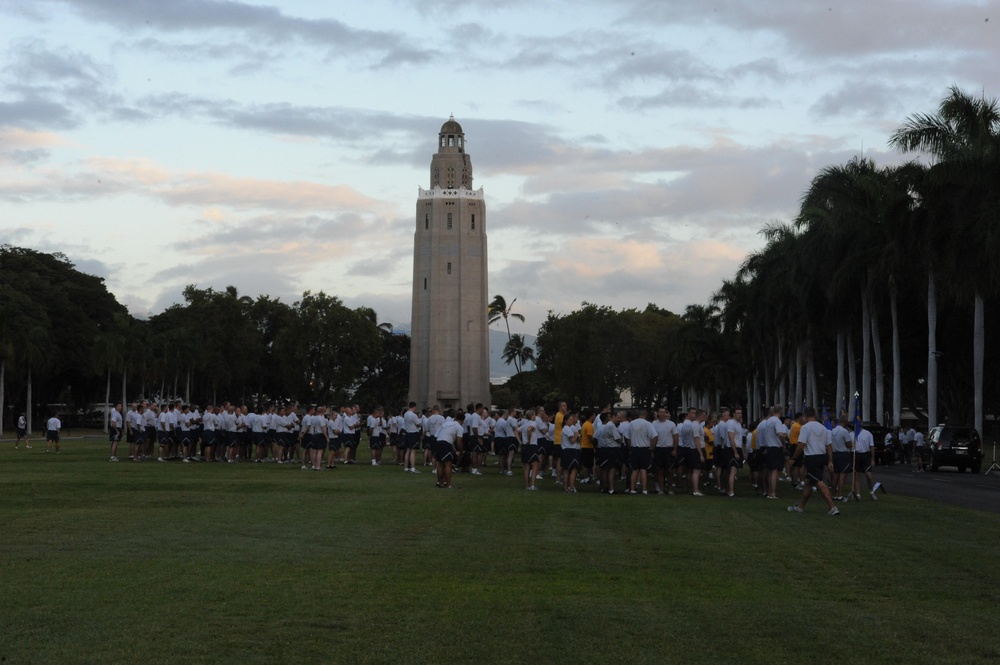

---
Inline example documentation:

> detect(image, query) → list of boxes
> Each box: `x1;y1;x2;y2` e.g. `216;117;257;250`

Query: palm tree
501;334;535;374
890;86;1000;433
488;295;525;343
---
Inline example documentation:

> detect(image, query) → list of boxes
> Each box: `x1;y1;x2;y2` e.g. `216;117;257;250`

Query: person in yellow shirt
579;410;596;485
787;412;805;489
550;401;567;480
703;413;716;490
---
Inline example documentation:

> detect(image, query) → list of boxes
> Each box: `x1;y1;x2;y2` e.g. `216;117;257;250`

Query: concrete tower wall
408;119;490;411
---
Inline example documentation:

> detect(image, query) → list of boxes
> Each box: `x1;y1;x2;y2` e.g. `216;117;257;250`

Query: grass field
3;434;1000;664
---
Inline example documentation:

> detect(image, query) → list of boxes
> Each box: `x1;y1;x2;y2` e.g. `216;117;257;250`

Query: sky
1;0;997;340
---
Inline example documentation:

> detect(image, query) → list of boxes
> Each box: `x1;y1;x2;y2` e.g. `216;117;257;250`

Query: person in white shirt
757;405;787;499
830;417;854;500
851;424;880;500
913;429;926;472
342;406;360;465
787;407;839;515
201;404;218;463
249;406;268;463
109;402;124;462
678;407;706;496
16;412;30;449
424;406;443;467
45;411;62;453
178;404;196;462
142;402;158;459
402;402;423;473
596;412;623;493
520;408;548;490
627;410;657;495
125;403;144;461
434;410;465;489
559;412;582;492
722;408;745;497
324;405;342;469
367;407;386;466
493;409;514;476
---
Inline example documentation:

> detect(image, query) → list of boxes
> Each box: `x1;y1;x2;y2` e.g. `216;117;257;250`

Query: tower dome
437;115;465;154
440;117;463;135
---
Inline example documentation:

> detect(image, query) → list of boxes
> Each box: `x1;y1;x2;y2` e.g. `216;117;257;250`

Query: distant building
408;117;490;410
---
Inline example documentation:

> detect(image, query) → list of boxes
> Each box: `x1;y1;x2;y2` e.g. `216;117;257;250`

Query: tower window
447;213;452;229
440;137;445;147
458;137;462;147
448;137;454;146
423;277;427;290
425;213;429;230
447;262;452;275
471;214;475;230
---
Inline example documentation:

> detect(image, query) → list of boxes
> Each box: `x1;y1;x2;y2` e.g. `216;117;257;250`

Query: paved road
867;461;1000;514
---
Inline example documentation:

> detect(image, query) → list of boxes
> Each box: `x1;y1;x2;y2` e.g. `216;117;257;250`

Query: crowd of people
10;398;897;514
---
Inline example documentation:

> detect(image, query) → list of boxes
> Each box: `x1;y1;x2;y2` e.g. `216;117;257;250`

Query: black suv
928;425;983;473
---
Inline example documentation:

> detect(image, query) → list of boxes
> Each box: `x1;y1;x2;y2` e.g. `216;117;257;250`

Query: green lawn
2;436;999;664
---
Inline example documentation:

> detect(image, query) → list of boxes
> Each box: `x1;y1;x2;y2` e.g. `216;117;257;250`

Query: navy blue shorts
764;446;784;470
434;440;456;463
521;444;540;465
404;431;421;450
833;451;853;474
685;447;704;470
561;447;581;471
629;447;651;470
804;454;828;484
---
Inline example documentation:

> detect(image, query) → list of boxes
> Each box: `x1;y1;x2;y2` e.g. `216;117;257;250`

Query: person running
851;423;881;500
45;411;62;453
16;412;30;449
787;407;840;516
109;402;123;462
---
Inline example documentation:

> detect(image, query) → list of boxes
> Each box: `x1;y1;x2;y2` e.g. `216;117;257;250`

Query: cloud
615;0;999;59
619;84;776;110
0;156;385;212
47;0;436;66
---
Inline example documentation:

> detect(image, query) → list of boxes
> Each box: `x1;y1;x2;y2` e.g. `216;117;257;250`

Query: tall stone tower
408;117;490;410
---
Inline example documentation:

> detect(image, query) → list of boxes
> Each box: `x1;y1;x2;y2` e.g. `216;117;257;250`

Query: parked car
928;425;983;473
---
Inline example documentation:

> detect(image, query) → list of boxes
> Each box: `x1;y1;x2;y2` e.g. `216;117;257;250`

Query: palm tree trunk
927;272;938;429
847;332;857;414
793;344;803;412
764;361;772;410
807;340;818;410
890;283;901;428
26;367;32;433
104;368;111;433
121;368;127;410
872;304;885;425
0;359;5;436
861;286;871;422
753;375;761;422
836;330;846;417
974;292;984;435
